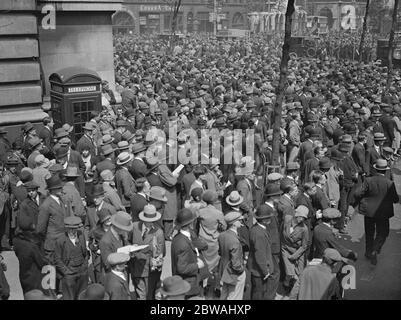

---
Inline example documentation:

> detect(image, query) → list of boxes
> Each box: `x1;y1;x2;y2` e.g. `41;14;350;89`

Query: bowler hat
132;142;147;154
55;128;69;139
82;122;95;131
78;284;109;300
101;144;116;156
24;180;40;191
139;204;161;223
175;208;197;228
46;175;63;190
111;211;133;232
64;216;82;229
149;186;168;202
160;276;191;296
92;184;105;197
101;134;114;146
225;191;244;207
319;157;332;170
373;132;386;141
22;122;35;134
118;141;130;151
254;204;274;220
55;146;69;159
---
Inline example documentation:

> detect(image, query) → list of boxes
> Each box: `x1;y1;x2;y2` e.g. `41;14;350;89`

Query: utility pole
387;0;400;90
214;0;217;37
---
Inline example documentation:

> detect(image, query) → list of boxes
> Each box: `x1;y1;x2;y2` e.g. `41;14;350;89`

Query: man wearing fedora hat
130;177;149;222
115;152;136;212
26;137;44;170
61;167;85;219
54;216;88;300
32;154;51;195
100;169;125;212
248;204;275;300
103;252;132;300
218;211;246;300
367;132;386;176
17;181;45;233
129;204;165;300
77;122;97;158
96;143;117;176
87;184;117;229
129;142;147;180
99;211;133;273
354;159;399;265
36;175;67;264
171;208;206;298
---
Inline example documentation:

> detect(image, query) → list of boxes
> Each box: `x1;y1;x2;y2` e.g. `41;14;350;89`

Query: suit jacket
355;174;399;219
99;228;125;272
158;165;177;221
115;167;136;207
247;224;274;277
38;126;53;150
18;196;45;231
352;142;368;175
276;194;295;226
36;196;68;252
62;182;85;218
129;221;165;278
380;115;395;145
77;134;97;157
104;271;131;300
103;182;125;211
313;222;351;259
299;139;313;166
129;158;147;180
312;185;330;211
171;232;201;296
303;157;319;183
367;146;381;176
130;193;148;221
218;229;245;285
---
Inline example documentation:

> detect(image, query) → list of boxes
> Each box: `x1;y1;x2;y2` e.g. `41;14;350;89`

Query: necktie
142;227;149;241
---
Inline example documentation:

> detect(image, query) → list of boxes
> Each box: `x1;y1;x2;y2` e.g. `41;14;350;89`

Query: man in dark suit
115;152;136;212
38;116;54;158
352;133;369;179
218;211;246;300
367;133;386;176
354;159;399;265
96;145;116;176
99;211;133;273
130;178;148;222
77;123;97;158
171;208;204;298
311;170;330;212
379;107;396;147
129;143;147;180
313;208;357;262
104;252;131;300
247;205;274;300
17;181;45;232
36;175;67;264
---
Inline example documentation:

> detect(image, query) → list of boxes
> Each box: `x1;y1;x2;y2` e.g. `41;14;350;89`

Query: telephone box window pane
88;101;94;111
74;103;80;113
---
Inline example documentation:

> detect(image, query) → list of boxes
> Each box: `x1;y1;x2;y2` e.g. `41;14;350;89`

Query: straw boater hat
226;191;244;207
373;159;390;171
139;204;161;222
116;152;133;166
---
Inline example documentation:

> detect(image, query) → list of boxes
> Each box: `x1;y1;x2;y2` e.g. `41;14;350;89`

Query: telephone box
49;67;102;140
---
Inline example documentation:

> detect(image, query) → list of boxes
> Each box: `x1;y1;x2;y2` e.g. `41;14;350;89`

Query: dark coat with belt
104;271;131;300
36;196;68;253
247;224;274;278
218;229;245;285
171;232;201;296
313;222;352;259
13;231;46;293
355;174;399;219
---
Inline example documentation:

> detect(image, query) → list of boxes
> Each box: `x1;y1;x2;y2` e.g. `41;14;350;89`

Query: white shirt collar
265;201;274;208
257;222;266;230
112;270;126;281
180;229;191;240
50;195;60;205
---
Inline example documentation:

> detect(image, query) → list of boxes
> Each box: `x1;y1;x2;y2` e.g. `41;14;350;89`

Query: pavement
3;162;401;300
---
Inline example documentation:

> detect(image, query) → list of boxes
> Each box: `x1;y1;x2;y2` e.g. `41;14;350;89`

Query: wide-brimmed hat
55;128;69;139
254;204;274;220
111;211;133;231
101;144;116;156
132;142;147;154
78;284;109;300
373;132;386;141
46;175;64;190
118;141;130;151
319;157;332;170
373;159;390;170
63;166;80;178
64;216;82;229
101;134;114;146
82;122;95;131
226;191;244;207
24;181;40;191
175;208;197;228
148;186;168;202
139;204;161;222
22;122;35;134
160;276;191;296
116;152;133;166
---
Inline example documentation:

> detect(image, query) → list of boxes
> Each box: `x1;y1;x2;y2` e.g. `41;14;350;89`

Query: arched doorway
318;7;334;30
112;10;135;34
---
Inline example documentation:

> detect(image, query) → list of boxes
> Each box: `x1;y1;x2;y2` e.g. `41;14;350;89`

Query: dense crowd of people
0;32;401;300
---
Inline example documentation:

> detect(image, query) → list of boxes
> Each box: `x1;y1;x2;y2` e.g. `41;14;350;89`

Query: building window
232;12;244;28
112;11;135;34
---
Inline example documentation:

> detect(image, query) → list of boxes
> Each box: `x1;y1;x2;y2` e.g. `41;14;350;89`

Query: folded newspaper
117;244;149;254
